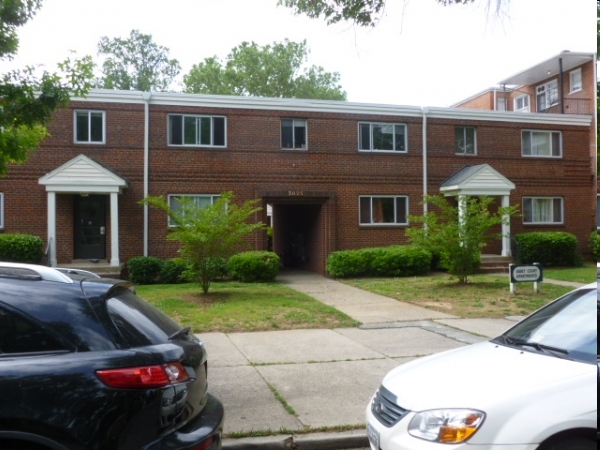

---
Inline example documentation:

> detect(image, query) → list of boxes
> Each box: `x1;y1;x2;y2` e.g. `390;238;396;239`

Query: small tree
142;192;265;294
406;194;518;284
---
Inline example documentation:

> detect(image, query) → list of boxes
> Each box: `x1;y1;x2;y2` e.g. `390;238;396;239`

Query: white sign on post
509;263;543;294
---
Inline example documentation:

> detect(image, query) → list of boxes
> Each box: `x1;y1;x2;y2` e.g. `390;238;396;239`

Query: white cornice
71;89;592;126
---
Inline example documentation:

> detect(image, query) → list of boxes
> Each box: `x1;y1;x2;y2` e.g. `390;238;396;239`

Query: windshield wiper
500;336;570;356
168;326;191;341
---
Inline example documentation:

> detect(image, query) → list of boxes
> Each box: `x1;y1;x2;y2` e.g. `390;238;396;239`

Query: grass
137;265;596;331
136;281;360;333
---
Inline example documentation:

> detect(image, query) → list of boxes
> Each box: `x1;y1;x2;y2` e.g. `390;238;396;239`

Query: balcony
537;98;593;115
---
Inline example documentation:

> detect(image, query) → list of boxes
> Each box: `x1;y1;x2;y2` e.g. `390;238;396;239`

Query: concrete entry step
58;260;125;279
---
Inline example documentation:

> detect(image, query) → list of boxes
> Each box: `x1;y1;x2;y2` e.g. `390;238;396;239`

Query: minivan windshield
493;287;597;364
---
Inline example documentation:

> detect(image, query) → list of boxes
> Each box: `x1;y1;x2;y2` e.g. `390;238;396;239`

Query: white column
501;195;511;257
110;192;120;266
47;192;57;266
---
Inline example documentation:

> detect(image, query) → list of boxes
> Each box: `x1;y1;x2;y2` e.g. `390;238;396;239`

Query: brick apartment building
0;51;596;275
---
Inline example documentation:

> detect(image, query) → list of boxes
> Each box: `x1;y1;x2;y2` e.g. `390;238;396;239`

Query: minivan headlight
408;409;485;443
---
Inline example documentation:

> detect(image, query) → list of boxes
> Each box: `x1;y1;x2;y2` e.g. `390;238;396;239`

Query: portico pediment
440;164;515;197
39;154;128;194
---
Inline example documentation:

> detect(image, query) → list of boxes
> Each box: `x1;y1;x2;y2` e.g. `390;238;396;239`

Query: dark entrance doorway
74;195;106;260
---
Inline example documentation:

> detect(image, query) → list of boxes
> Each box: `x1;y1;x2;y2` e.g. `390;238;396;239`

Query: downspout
421;106;429;216
142;92;151;256
558;58;564;114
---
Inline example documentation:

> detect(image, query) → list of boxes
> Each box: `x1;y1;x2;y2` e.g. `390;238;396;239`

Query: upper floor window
75;110;105;144
569;68;582;94
167;194;220;227
359;195;408;225
168;115;226;147
523;197;563;224
536;80;558;112
455;127;476;155
522;130;561;157
281;119;307;149
514;94;530;112
359;122;406;152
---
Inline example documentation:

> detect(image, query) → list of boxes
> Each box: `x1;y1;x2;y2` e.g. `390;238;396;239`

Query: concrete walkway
202;270;585;450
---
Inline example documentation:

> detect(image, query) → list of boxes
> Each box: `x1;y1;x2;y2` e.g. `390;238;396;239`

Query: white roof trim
71;89;591;127
440;164;516;197
39;154;128;194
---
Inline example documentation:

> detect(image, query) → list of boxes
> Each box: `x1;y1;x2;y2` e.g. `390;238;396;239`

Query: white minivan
366;282;597;450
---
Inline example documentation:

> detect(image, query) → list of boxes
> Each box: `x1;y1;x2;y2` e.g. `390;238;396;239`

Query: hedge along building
0;51;595;275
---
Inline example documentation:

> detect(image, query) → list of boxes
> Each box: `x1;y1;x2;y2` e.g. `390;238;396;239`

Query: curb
223;430;369;450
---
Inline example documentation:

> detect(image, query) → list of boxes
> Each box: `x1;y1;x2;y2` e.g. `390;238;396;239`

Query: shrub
228;251;280;282
514;232;582;267
127;256;164;285
0;234;44;264
589;232;600;261
161;258;190;284
327;245;432;278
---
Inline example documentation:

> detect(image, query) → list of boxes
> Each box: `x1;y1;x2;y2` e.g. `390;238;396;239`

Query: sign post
509;263;543;294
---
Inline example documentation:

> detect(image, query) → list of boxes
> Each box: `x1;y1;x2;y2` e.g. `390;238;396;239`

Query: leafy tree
278;0;504;27
96;29;180;92
183;39;346;100
406;194;518;284
0;0;94;176
141;192;266;294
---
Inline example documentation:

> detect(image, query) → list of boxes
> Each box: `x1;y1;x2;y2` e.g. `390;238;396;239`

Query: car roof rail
0;262;74;283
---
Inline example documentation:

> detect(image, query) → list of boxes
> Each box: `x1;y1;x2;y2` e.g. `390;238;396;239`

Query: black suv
0;262;224;450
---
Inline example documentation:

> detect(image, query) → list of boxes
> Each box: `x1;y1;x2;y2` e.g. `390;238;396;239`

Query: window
514;95;530;112
74;110;105;143
455;127;476;155
523;197;563;224
535;80;558;112
0;307;66;355
522;130;561;157
359;196;408;225
167;194;220;227
168;115;226;147
569;68;582;93
359;122;406;152
281;119;307;149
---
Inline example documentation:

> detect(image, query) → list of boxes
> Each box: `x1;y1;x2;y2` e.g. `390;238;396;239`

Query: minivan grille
371;385;409;427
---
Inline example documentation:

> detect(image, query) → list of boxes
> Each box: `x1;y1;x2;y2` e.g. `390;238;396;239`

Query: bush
228;251;280;282
161;258;190;284
0;234;44;264
515;232;582;267
590;232;600;262
327;245;432;278
127;256;164;285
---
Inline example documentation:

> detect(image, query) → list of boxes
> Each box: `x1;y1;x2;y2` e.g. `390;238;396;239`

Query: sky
0;0;595;107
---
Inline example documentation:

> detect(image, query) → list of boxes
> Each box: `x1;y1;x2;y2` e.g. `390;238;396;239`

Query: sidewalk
200;270;585;450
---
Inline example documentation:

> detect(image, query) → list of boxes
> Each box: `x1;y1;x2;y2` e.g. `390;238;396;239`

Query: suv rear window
0;307;66;355
107;290;182;347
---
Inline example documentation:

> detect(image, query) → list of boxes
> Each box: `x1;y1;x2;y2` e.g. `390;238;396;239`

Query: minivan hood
381;341;594;412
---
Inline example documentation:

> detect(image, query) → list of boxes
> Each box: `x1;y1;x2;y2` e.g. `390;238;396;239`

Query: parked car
366;281;597;450
0;262;223;450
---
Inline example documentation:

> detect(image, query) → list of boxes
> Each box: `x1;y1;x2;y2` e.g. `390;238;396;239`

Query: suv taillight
96;362;189;388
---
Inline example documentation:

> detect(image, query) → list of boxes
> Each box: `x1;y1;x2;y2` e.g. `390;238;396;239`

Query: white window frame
513;94;530;112
455;126;477;155
359;195;409;226
167;194;220;227
521;130;562;158
168;114;227;147
535;80;558;112
281;119;307;150
359;122;407;153
522;197;563;224
74;110;105;144
569;68;582;94
0;193;4;228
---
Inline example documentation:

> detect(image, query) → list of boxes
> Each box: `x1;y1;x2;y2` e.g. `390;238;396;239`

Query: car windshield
494;287;597;364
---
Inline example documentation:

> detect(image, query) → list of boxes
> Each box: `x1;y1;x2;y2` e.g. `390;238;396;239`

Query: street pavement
198;270;585;450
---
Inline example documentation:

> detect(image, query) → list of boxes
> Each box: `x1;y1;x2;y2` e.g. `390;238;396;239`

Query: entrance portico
440;164;516;257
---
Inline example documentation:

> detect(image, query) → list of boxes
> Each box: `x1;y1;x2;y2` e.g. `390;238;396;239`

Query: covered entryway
39;155;128;267
440;164;515;257
261;191;335;274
